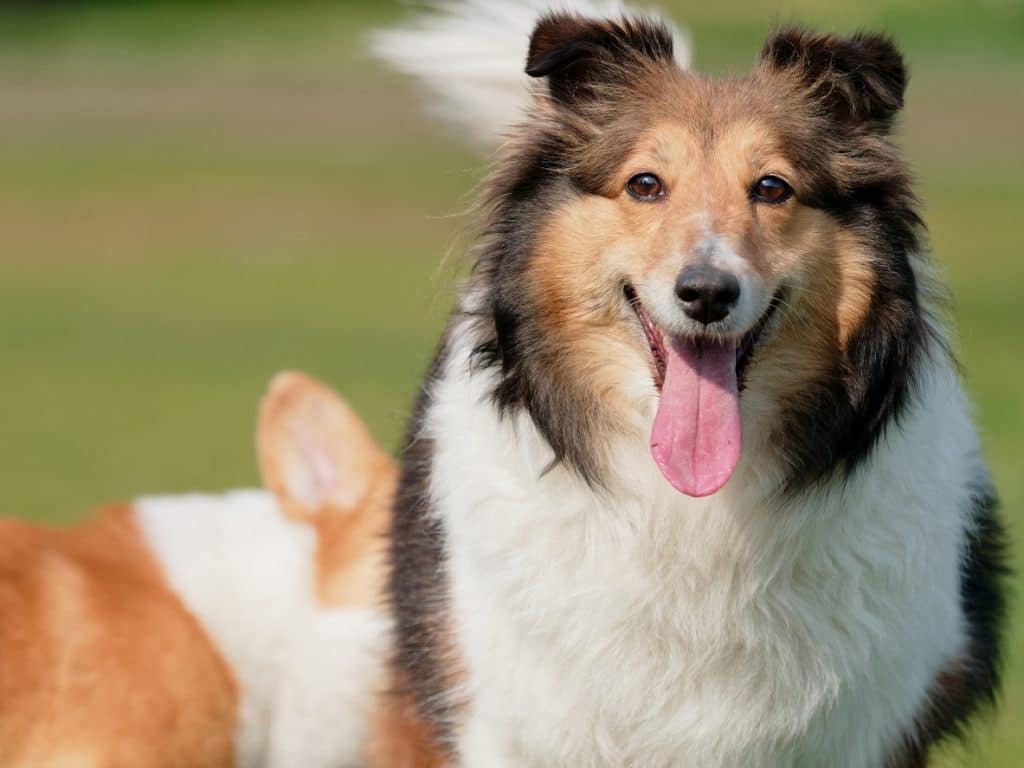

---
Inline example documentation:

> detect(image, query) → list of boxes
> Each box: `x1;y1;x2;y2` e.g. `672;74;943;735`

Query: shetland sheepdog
370;2;1009;766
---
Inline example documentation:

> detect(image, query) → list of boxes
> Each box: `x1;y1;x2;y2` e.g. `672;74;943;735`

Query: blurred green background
0;1;1019;763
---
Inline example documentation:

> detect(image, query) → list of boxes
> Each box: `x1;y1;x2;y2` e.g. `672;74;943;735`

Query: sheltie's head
469;13;933;497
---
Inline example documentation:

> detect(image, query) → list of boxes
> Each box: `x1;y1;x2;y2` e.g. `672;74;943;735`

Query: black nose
675;265;741;325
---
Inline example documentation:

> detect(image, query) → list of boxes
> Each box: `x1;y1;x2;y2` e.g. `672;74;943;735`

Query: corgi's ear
760;28;907;130
525;12;675;106
257;371;383;521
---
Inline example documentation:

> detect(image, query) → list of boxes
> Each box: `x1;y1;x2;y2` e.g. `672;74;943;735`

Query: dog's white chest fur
427;328;976;767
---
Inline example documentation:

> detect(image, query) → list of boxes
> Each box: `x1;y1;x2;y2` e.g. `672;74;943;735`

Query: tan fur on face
0;506;238;768
608;116;810;290
528;84;883;449
746;224;878;420
830;231;877;350
528;196;655;430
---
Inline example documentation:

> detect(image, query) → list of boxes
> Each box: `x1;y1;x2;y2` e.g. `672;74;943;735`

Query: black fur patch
761;28;907;128
526;12;674;105
752;28;935;492
774;187;932;494
890;485;1010;766
387;337;457;751
463;14;680;486
467;135;623;485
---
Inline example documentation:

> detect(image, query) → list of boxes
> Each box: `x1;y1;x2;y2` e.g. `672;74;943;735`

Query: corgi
370;3;1009;766
0;372;394;768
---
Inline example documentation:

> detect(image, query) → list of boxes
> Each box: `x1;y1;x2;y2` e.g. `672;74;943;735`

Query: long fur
375;4;1008;767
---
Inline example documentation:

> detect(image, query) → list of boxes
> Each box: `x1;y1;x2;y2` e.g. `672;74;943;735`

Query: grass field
0;1;1020;763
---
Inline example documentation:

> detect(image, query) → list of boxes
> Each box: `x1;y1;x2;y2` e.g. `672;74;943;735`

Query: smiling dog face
468;15;930;496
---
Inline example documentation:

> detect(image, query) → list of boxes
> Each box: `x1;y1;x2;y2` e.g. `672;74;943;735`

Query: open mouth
623;283;782;498
623;283;781;391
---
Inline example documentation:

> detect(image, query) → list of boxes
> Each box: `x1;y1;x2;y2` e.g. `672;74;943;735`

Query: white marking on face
701;234;773;332
640;230;774;340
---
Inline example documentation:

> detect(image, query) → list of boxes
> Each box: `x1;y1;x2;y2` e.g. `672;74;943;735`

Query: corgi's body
135;490;388;768
0;374;394;768
0;504;236;768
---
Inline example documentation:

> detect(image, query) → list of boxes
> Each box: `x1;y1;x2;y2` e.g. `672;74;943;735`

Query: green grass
0;1;1020;762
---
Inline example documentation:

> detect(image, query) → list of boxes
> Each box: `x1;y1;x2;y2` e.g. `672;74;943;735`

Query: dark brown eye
626;173;665;201
752;175;792;204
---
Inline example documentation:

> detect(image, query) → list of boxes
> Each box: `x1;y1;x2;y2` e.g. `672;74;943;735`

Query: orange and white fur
0;372;395;768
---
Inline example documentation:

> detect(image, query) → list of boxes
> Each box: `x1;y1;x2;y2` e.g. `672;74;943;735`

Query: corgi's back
0;505;238;768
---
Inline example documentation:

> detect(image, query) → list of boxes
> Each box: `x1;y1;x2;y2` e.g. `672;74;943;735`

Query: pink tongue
650;337;741;497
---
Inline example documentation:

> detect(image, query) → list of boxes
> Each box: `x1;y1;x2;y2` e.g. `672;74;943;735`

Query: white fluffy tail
369;1;691;148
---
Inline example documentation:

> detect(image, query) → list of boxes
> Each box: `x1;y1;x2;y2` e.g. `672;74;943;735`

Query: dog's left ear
525;12;675;106
760;28;907;129
257;371;384;521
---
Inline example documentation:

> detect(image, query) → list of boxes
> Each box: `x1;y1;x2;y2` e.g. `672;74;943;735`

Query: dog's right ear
525;13;674;106
257;371;384;522
760;28;907;130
